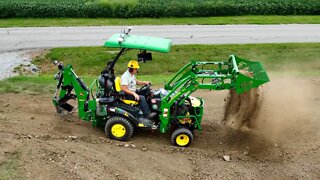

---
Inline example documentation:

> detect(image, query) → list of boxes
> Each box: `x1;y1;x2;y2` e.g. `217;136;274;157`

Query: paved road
1;24;320;52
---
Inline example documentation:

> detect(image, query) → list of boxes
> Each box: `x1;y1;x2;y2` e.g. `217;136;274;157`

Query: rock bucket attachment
229;55;270;94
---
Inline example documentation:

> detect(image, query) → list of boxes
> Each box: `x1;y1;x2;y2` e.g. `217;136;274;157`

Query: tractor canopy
104;33;172;53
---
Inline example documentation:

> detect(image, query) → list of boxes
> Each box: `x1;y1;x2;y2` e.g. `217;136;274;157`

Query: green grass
36;43;320;75
0;16;320;27
1;43;320;94
0;75;172;96
0;74;172;95
0;151;23;180
0;75;58;95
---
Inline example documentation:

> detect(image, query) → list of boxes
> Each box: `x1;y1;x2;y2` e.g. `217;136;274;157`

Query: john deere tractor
53;29;269;147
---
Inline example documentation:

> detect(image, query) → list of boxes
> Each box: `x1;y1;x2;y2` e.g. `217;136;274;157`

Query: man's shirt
121;69;137;91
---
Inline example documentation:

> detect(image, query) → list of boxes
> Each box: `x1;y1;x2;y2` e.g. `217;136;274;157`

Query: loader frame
159;55;269;133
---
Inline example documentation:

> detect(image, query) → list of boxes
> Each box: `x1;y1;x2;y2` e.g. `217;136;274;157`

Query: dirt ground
0;76;319;180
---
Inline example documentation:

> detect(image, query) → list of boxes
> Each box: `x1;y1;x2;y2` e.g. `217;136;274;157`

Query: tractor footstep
138;117;157;129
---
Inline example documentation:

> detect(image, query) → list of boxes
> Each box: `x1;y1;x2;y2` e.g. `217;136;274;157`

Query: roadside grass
0;151;23;180
35;43;320;75
1;43;319;94
0;75;58;95
0;74;172;95
0;16;320;27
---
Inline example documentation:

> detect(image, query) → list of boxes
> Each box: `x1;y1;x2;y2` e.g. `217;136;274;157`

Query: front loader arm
159;55;270;133
165;55;269;93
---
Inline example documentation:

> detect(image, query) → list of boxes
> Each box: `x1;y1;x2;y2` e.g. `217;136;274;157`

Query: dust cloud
223;77;316;142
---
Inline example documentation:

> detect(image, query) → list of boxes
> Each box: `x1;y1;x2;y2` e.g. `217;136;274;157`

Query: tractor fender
107;107;139;126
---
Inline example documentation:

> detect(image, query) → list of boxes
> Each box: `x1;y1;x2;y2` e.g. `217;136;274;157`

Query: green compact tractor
53;29;269;147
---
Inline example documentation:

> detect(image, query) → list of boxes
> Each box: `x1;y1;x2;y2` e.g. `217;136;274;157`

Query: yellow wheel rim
111;124;126;138
176;134;189;146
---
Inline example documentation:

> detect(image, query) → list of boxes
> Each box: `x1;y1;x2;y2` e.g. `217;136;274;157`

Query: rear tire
105;116;134;141
171;128;193;147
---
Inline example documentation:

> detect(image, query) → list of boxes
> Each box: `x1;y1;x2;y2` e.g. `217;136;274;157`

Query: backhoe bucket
229;55;270;94
52;97;74;113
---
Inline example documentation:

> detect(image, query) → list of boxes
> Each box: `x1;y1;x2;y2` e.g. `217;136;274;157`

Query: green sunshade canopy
104;33;172;53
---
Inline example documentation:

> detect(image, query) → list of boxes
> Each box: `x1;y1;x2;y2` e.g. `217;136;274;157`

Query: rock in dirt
0;114;5;120
223;155;231;161
243;151;249;156
124;144;130;148
69;136;78;140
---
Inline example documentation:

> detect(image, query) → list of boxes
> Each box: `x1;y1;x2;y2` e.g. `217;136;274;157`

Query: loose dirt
223;87;262;130
0;77;319;179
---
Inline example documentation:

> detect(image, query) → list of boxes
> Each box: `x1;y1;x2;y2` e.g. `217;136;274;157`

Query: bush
0;0;319;18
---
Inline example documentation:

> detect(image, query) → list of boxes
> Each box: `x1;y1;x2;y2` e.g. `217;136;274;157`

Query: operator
121;60;154;119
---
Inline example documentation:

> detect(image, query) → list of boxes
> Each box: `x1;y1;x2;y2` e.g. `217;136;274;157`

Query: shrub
0;0;319;18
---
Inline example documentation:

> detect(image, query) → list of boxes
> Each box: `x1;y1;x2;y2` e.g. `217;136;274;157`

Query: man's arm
121;85;140;101
137;80;150;85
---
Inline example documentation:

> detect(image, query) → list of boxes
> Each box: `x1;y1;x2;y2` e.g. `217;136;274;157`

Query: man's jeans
124;94;150;118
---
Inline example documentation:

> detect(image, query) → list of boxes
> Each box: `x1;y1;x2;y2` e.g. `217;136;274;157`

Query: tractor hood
104;33;172;53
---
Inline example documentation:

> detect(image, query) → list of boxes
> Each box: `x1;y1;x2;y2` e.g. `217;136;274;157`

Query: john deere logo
80;92;84;96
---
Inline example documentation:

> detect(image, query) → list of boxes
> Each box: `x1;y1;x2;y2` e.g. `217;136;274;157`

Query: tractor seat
114;77;139;106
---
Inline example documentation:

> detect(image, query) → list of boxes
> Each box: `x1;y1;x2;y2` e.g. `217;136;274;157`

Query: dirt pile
222;77;317;142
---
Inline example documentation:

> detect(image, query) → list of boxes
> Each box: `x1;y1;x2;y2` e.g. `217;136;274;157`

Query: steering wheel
139;83;152;93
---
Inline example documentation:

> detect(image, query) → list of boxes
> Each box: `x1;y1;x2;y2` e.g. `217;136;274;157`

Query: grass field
0;16;320;27
0;43;320;94
35;43;320;75
1;43;319;95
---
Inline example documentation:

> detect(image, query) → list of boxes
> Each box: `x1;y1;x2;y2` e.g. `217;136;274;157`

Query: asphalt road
1;24;320;52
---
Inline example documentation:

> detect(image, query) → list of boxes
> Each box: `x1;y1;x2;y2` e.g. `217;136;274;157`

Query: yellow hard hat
127;60;140;69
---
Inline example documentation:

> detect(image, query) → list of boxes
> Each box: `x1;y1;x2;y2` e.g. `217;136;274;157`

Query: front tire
105;116;134;141
171;128;193;147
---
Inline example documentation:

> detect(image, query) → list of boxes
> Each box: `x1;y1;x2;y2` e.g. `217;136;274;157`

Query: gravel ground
0;49;42;80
